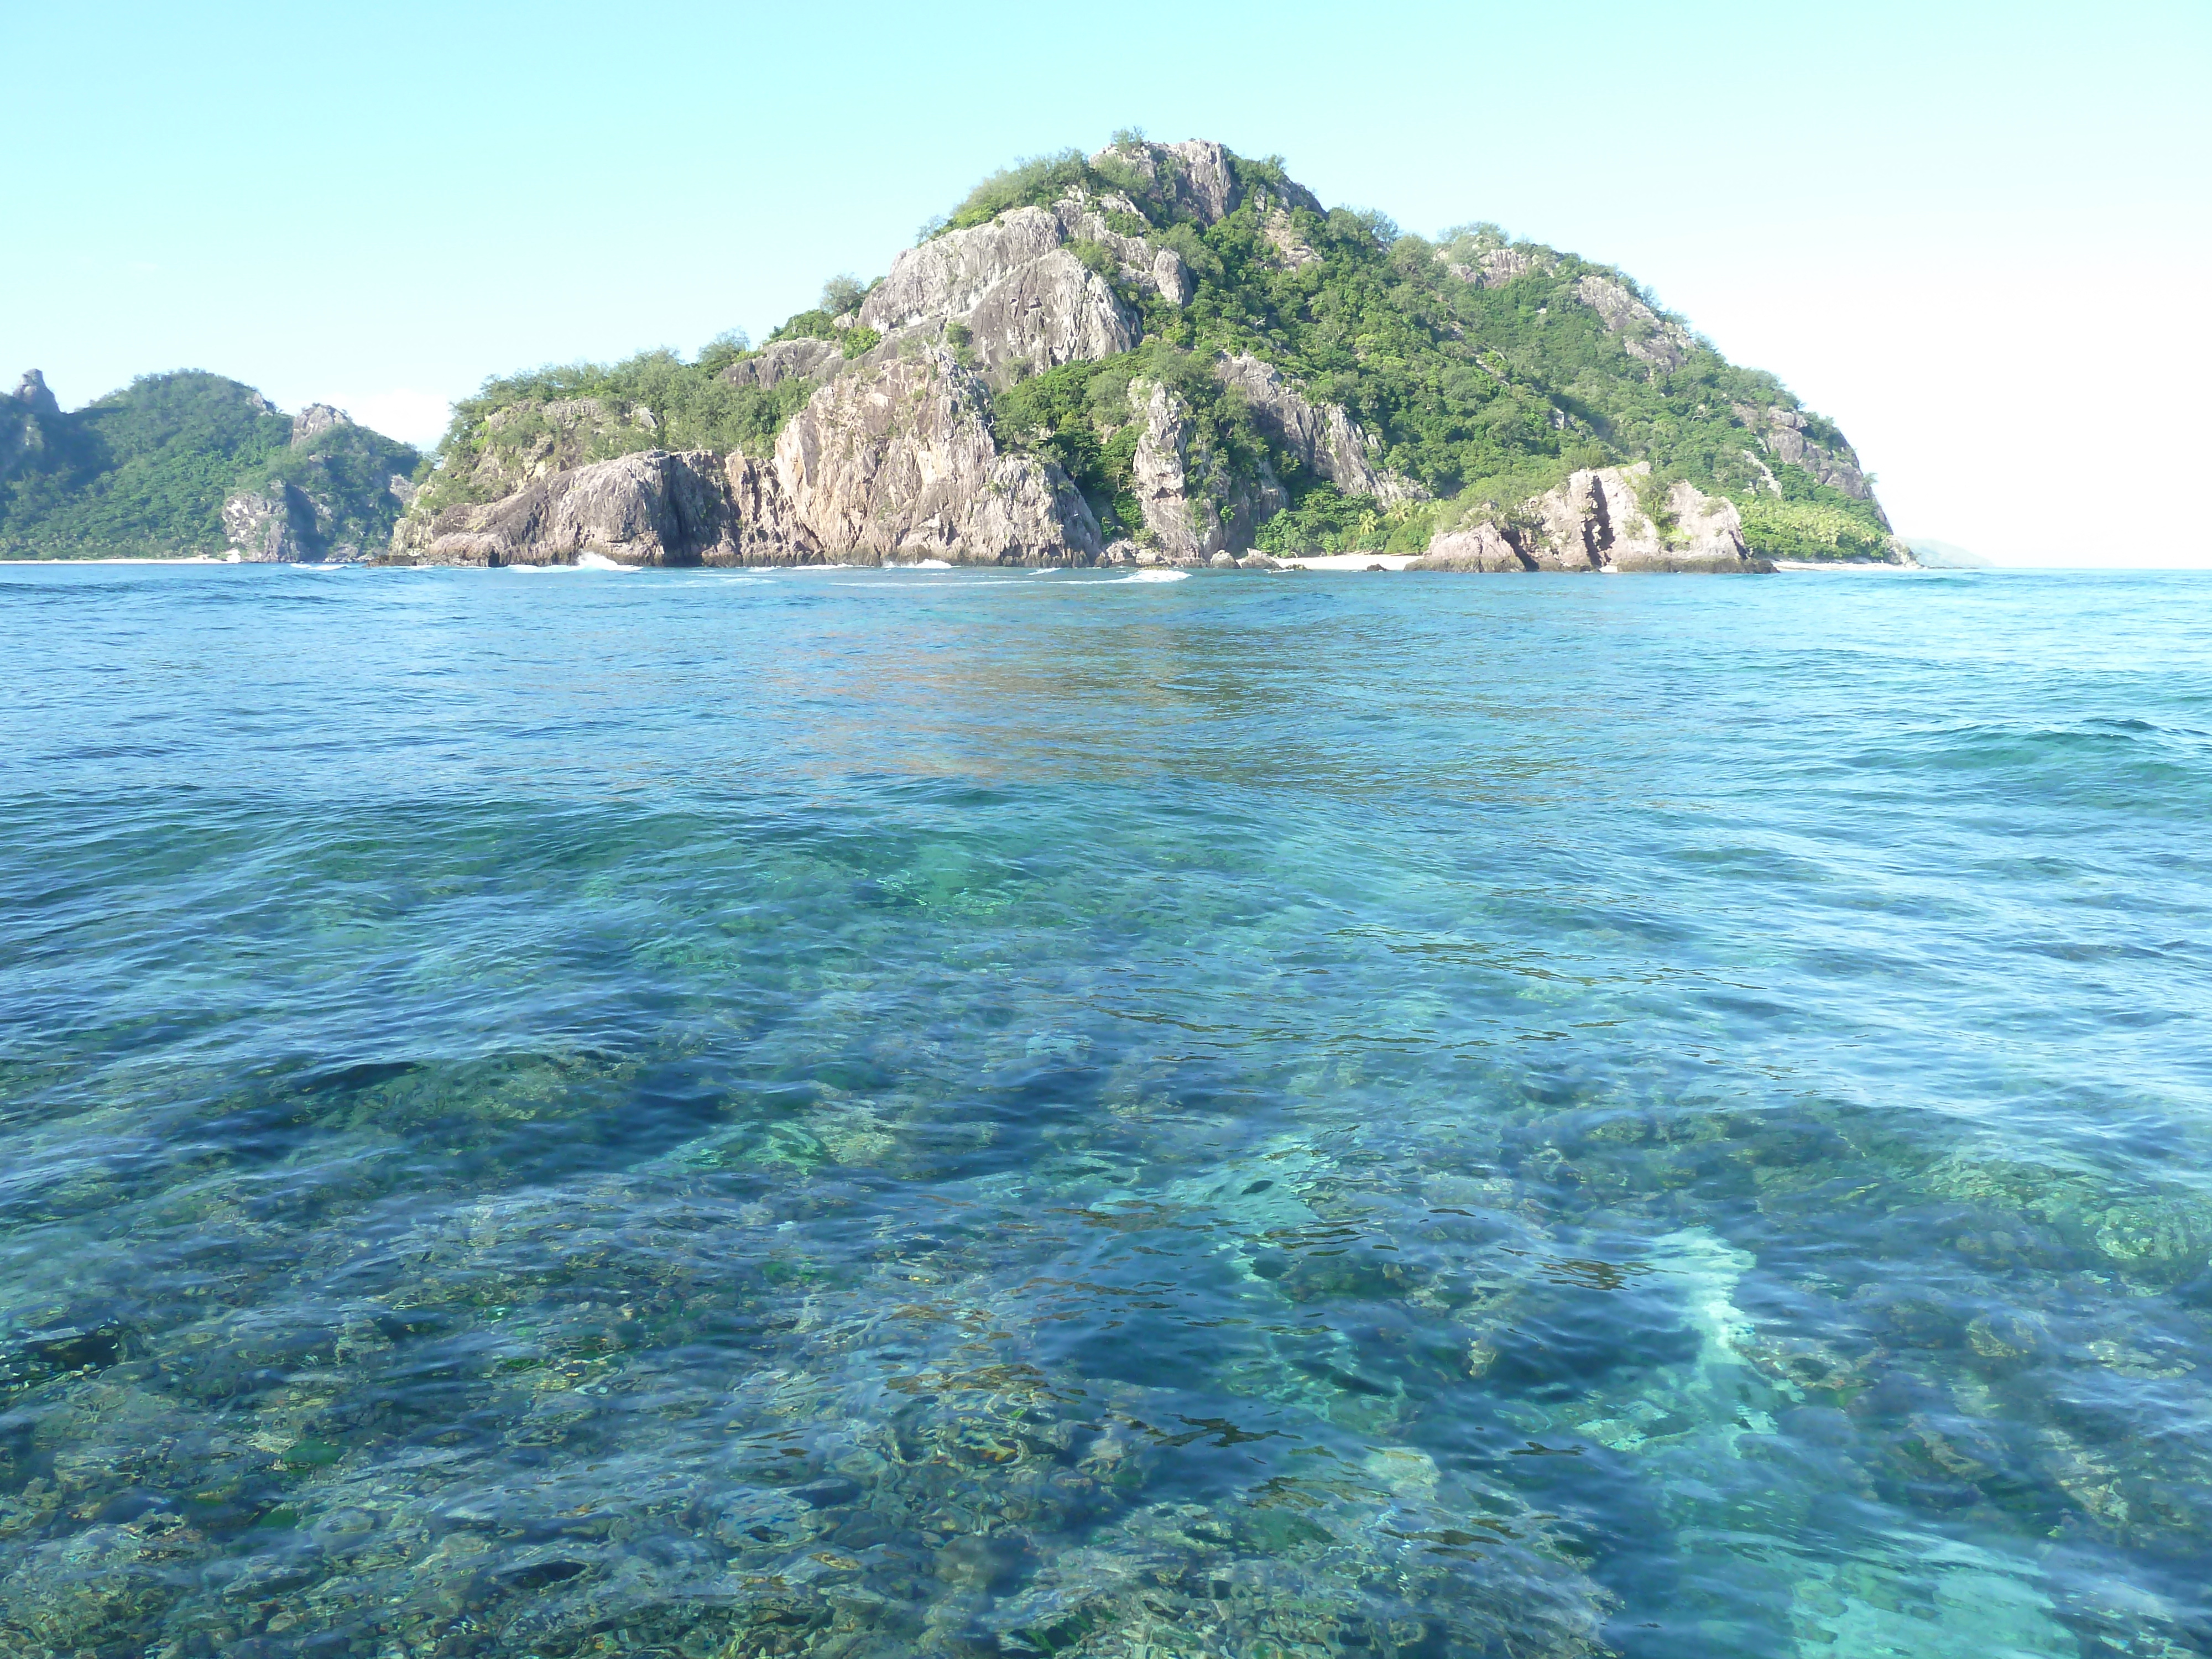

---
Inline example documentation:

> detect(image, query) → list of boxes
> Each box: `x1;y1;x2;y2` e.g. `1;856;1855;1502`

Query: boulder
399;450;737;566
1411;522;1528;572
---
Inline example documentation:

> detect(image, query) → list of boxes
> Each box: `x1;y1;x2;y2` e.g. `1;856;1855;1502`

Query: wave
1108;568;1190;583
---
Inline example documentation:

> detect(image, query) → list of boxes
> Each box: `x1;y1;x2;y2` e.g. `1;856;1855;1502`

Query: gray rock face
963;248;1139;373
1214;353;1420;503
397;450;738;567
1130;379;1282;563
1731;403;1885;513
3;370;64;485
13;369;60;421
1412;465;1760;573
771;348;1100;564
1050;193;1194;304
1572;276;1693;373
1094;139;1317;225
864;209;1070;332
290;403;348;446
1440;247;1555;288
719;337;842;391
395;351;1101;568
723;454;821;565
1260;210;1320;270
222;483;319;562
861;205;1147;375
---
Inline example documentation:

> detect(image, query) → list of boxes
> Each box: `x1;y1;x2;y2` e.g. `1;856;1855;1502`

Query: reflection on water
2;564;2209;1658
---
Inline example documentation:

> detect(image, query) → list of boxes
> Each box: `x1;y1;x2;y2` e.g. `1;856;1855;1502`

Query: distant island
6;137;1912;573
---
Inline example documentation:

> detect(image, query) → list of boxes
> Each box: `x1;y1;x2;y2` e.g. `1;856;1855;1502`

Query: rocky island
6;137;1908;572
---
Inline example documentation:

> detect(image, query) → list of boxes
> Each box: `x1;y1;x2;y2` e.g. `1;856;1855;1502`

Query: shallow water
3;562;2209;1659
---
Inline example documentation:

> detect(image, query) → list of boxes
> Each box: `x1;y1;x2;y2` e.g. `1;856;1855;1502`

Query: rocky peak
1092;138;1318;226
14;369;61;419
290;403;349;446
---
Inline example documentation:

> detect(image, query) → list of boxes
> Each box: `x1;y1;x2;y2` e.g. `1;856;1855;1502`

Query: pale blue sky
7;1;2206;564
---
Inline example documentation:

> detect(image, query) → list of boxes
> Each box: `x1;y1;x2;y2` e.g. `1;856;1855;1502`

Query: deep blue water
3;561;2210;1659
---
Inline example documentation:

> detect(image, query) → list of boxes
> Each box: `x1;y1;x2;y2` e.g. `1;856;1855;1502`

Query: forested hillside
1;371;419;560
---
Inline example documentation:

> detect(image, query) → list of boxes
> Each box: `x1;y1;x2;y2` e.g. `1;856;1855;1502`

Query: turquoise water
3;562;2209;1659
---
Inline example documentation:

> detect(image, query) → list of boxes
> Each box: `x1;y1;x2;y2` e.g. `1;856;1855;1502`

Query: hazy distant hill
1;370;419;561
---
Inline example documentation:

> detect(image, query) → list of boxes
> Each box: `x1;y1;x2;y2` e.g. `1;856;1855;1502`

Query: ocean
3;561;2208;1659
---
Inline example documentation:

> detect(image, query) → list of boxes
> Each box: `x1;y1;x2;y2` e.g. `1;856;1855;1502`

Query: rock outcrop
1731;403;1884;512
1572;276;1694;374
1214;353;1420;503
1411;465;1764;573
222;481;320;562
395;349;1099;568
859;207;1142;375
444;398;659;504
395;449;740;567
1413;521;1528;572
718;336;842;391
2;370;64;486
1093;138;1319;226
290;403;348;445
771;349;1099;564
1439;247;1556;288
1128;379;1281;562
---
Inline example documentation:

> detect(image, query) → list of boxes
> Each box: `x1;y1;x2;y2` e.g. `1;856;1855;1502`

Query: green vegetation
1736;495;1897;562
0;372;418;559
416;346;814;518
990;343;1275;539
967;140;1894;561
